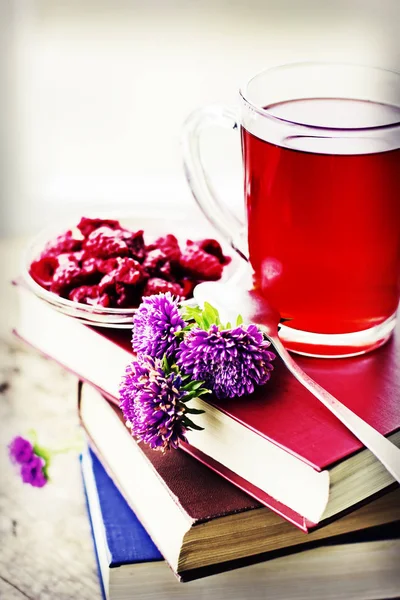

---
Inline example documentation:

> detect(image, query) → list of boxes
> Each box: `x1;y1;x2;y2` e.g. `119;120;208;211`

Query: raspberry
57;251;85;265
55;253;84;270
81;257;120;276
41;230;83;257
121;229;146;262
50;260;85;295
142;250;177;282
83;226;130;259
68;285;111;307
158;261;174;281
29;256;58;289
179;242;223;281
77;217;122;238
143;236;182;281
79;258;98;277
113;283;143;308
197;238;231;265
98;257;144;293
93;281;143;308
142;248;168;275
147;234;181;263
143;278;183;297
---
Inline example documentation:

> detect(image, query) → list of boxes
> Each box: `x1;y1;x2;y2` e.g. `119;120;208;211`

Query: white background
1;0;399;236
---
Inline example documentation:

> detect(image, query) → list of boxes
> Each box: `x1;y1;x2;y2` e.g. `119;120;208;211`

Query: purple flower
132;293;185;359
8;436;34;464
177;324;275;399
20;455;47;488
120;356;190;451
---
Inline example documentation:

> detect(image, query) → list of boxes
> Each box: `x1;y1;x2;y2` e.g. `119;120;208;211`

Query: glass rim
239;61;400;133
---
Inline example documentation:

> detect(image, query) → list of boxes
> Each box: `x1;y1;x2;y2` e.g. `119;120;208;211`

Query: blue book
81;447;163;599
83;447;163;563
81;446;400;600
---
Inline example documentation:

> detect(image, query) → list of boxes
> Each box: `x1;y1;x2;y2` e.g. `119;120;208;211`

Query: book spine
80;455;107;600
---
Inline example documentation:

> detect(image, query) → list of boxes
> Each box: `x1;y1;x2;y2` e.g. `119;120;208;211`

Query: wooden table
0;238;100;600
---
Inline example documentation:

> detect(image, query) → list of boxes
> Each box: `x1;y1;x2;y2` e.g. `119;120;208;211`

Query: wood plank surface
0;238;100;599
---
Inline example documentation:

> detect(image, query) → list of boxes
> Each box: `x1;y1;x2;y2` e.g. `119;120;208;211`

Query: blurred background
1;0;399;237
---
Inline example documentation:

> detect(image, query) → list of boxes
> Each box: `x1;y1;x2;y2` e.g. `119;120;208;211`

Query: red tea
241;99;400;334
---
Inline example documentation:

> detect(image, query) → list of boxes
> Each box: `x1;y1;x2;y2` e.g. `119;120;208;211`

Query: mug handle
181;105;249;261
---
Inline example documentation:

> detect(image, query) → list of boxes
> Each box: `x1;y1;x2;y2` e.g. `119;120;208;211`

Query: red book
15;285;400;530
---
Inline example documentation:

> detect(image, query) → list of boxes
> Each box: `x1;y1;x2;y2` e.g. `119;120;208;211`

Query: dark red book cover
107;400;261;523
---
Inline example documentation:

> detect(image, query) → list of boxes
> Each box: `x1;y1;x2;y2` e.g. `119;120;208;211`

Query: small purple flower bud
20;455;47;488
8;436;34;464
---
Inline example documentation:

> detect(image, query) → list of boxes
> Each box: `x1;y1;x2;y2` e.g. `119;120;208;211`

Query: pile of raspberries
29;217;231;308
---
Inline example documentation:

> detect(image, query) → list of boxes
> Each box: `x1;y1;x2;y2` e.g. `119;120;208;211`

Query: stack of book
15;284;400;599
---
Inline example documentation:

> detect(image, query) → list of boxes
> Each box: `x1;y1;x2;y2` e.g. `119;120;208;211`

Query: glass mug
182;63;400;358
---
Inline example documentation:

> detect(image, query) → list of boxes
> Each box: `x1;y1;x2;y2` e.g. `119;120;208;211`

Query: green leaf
181;305;204;325
201;313;211;329
191;380;207;391
203;302;222;327
180;392;195;402
161;354;170;374
196;388;212;397
170;363;181;375
182;302;225;331
41;459;51;480
183;417;204;431
33;444;52;462
182;390;202;400
177;325;192;334
197;316;208;328
174;330;185;341
203;301;216;319
236;314;244;326
181;379;205;392
181;380;195;391
185;407;206;415
33;443;52;480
